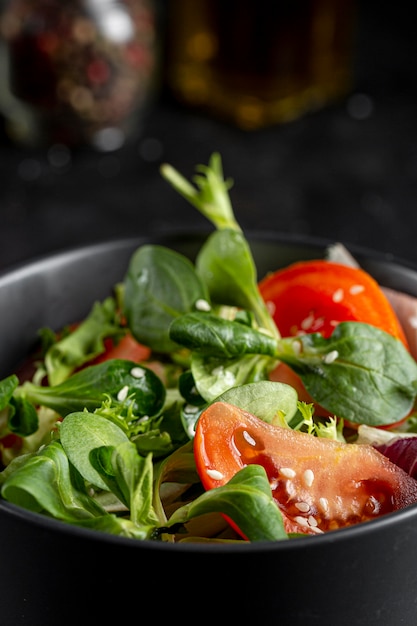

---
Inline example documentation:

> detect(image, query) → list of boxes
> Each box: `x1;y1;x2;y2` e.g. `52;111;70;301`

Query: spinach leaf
0;440;105;518
90;443;159;527
123;244;210;353
45;297;123;385
0;375;39;437
170;312;278;358
192;354;273;402
217;381;298;427
196;229;278;336
277;321;417;426
161;153;278;338
14;359;165;420
8;396;39;436
0;374;19;410
0;440;158;540
169;305;417;426
60;412;130;490
168;464;288;542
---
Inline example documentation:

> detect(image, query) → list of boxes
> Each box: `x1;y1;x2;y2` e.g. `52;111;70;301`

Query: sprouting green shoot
160;152;241;232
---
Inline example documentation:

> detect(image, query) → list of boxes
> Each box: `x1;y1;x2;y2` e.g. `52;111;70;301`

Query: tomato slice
91;333;151;364
258;259;409;347
259;259;410;421
194;402;417;536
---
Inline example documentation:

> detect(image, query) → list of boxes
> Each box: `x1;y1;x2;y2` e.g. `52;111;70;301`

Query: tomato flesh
258;259;409;347
91;333;151;364
259;259;410;423
194;402;417;536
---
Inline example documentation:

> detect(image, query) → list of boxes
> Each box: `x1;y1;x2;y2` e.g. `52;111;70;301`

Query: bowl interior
2;231;417;625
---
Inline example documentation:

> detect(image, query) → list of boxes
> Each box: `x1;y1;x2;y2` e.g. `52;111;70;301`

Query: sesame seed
294;516;310;527
243;430;256;446
311;317;325;332
295;501;310;512
280;467;296;478
319;497;329;514
332;288;344;303
195;298;211;311
303;469;315;487
308;515;318;527
117;385;129;402
349;284;365;295
309;525;324;534
269;478;279;490
301;313;315;331
206;468;224;480
323;350;339;364
266;301;276;316
131;367;145;378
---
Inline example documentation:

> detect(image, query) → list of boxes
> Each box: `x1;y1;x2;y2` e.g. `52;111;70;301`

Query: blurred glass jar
0;0;158;150
164;0;356;130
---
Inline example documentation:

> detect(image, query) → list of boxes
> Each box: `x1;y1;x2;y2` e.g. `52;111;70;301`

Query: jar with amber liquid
164;0;356;130
0;0;158;150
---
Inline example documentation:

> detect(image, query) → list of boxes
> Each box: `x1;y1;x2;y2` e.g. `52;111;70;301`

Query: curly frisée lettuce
1;152;417;544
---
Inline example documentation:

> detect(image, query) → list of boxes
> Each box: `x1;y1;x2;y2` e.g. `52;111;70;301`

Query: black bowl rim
2;225;417;278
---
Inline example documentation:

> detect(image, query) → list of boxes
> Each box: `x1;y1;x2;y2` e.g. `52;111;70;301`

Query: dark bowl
1;231;417;626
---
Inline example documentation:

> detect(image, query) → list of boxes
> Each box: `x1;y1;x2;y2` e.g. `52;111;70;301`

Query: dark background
1;0;417;272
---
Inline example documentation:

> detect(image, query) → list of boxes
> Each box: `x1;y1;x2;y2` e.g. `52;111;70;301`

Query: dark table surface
1;0;417;273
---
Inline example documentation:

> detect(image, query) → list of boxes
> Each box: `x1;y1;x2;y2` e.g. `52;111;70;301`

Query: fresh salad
2;153;417;543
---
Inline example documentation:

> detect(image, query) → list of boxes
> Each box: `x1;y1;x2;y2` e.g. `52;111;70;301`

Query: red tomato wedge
258;259;409;347
92;333;151;364
259;259;410;419
194;402;417;537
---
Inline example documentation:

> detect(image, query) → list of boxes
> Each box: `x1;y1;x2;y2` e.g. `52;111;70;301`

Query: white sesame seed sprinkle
243;430;256;446
300;313;315;331
117;385;129;402
266;301;276;316
303;469;315;488
195;298;211;311
295;501;310;512
349;284;365;295
332;288;344;303
319;497;329;514
308;515;318;527
323;350;339;364
280;467;296;478
294;516;310;527
206;468;225;480
130;367;145;378
309;525;324;534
